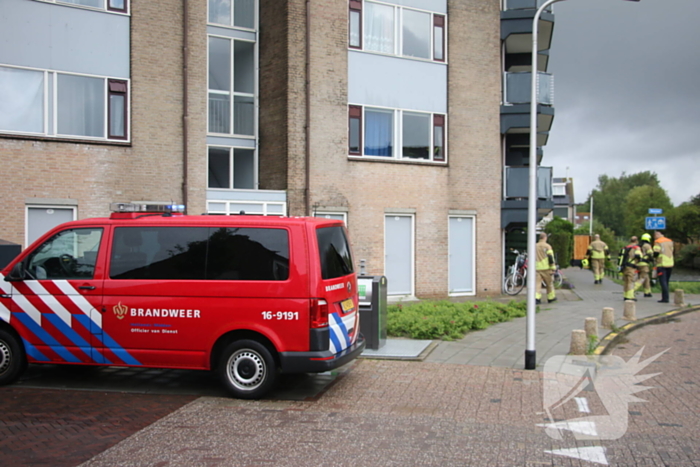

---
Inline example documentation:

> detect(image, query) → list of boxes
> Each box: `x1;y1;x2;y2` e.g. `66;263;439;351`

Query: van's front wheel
218;340;277;399
0;328;26;386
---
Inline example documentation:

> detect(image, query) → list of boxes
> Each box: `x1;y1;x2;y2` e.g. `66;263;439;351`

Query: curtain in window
364;2;394;54
365;109;393;157
57;74;104;138
0;67;44;133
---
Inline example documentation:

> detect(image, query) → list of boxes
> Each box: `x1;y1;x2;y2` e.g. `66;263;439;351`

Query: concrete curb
593;304;700;356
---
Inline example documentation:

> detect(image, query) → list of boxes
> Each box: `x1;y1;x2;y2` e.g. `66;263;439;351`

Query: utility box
358;275;387;350
0;239;21;269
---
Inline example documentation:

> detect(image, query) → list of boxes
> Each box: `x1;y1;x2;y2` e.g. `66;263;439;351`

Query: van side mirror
5;262;26;281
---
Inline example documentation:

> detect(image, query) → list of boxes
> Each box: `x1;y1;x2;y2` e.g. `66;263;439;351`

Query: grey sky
547;0;700;206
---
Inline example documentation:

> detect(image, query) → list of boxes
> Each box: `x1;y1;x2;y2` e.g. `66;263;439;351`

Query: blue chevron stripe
14;313;81;363
21;337;49;361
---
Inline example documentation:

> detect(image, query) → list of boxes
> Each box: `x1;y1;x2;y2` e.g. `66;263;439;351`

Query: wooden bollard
601;307;615;328
570;329;587;355
623;300;636;321
585;317;598;339
674;289;685;307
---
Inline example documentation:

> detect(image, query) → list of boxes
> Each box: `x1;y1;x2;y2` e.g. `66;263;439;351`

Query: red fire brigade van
0;203;364;398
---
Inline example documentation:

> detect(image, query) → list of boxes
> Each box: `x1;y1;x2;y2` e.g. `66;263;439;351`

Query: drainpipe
182;0;190;212
304;0;311;216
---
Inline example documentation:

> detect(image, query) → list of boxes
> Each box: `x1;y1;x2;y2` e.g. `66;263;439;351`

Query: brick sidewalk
0;388;195;466
79;311;700;466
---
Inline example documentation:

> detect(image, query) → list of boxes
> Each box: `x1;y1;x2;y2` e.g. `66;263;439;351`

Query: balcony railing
505;0;552;11
504;166;552;200
504;72;554;105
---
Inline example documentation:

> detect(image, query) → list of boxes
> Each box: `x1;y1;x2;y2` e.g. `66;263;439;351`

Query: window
350;1;446;62
208;146;255;189
0;65;129;142
208;36;255;136
317;226;354;280
349;105;446;162
38;0;129;13
552;184;566;196
108;80;128;139
349;0;362;48
25;228;103;280
109;227;289;281
209;0;255;29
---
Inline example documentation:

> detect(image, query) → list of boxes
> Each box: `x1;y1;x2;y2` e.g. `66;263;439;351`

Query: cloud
546;0;700;205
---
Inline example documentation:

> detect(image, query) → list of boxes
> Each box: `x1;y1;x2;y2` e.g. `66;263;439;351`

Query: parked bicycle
504;249;563;296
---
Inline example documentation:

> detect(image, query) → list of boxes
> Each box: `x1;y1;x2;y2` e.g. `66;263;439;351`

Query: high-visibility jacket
654;236;674;268
587;240;609;260
622;243;641;269
638;242;653;266
536;240;555;271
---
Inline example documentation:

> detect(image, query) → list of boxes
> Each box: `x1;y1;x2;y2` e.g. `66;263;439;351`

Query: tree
623;185;673;238
666;203;700;244
545;217;574;267
586;171;661;237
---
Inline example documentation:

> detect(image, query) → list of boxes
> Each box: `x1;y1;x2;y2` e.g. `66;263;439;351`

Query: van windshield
317;226;354;280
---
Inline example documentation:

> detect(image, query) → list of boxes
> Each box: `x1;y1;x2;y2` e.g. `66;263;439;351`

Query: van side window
207;228;289;280
316;226;354;279
110;227;208;279
25;228;103;280
109;226;289;281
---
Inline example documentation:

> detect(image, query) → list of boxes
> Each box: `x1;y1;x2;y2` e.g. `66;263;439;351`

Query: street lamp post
525;0;640;371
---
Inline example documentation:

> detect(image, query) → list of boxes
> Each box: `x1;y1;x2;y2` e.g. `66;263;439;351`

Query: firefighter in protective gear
653;231;674;303
635;233;654;297
622;236;642;301
586;234;609;284
535;232;557;305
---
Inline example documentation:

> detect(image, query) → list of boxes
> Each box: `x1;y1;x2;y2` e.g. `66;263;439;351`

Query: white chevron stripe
0;302;10;323
26;281;72;326
5;289;42;325
53;280;102;329
0;274;12;295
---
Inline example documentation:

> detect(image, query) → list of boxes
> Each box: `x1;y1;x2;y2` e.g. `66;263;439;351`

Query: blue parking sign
645;216;666;230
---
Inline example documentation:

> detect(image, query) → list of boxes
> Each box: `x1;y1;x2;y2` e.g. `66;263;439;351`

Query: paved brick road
79;311;700;467
0;388;195;466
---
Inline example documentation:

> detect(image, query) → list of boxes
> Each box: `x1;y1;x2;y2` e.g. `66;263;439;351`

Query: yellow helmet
641;233;652;242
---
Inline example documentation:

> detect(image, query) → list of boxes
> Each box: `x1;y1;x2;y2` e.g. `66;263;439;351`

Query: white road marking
545;446;608;465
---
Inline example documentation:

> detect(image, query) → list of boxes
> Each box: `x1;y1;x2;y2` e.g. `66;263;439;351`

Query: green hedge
387;300;528;341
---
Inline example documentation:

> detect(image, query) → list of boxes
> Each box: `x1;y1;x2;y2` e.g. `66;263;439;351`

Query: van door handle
79;285;96;290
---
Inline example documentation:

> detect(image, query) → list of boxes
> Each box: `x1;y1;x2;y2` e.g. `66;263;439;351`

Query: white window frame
207;0;257;31
34;0;130;15
313;211;348;227
349;104;447;163
354;0;448;64
207;145;258;190
207;35;258;139
0;64;130;143
206;200;286;216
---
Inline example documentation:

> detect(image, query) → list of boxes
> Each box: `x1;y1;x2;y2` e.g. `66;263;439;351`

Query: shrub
387;300;528;341
677;243;700;269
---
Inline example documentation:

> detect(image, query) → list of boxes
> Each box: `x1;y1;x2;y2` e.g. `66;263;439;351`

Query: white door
27;206;75;247
449;216;475;295
384;215;413;296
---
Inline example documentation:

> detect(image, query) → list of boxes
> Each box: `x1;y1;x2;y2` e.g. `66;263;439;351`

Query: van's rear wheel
218;340;277;399
0;328;26;386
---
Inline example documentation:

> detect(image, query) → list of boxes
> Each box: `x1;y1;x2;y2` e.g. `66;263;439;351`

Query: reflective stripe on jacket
536;240;555;271
588;240;609;259
638;242;653;266
654;237;674;268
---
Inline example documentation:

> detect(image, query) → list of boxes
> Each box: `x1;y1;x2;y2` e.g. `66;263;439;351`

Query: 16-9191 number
261;311;299;321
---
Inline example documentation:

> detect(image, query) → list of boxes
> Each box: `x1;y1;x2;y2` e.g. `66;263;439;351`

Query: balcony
504;0;553;11
504;72;554;106
501;7;555;69
501;166;554;229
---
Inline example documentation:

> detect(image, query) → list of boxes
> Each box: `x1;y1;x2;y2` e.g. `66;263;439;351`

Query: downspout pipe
182;0;190;212
304;0;311;216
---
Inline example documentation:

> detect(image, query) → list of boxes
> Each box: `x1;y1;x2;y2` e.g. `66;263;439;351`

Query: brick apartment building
0;0;555;298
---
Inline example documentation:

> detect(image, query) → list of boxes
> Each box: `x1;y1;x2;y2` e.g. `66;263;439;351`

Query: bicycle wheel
553;270;563;288
504;271;525;295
